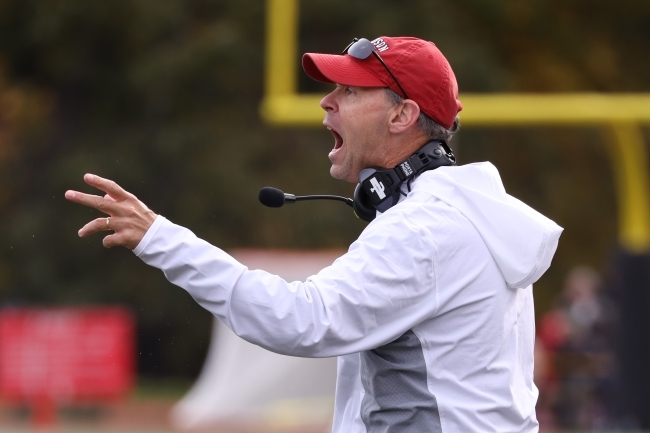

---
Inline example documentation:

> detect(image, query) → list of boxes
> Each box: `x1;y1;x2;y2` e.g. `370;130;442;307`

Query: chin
330;166;356;183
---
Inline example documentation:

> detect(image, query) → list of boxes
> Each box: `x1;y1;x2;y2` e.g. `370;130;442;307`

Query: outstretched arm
66;174;439;357
65;174;157;249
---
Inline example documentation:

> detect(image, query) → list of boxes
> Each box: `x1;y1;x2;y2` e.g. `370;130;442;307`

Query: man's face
320;85;393;183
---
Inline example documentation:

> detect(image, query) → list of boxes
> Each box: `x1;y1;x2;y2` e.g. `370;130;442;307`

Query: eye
343;86;355;95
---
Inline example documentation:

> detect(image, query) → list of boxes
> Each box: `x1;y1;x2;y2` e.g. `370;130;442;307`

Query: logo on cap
371;38;389;52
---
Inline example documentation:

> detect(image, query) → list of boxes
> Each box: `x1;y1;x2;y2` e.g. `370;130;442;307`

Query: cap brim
302;53;386;87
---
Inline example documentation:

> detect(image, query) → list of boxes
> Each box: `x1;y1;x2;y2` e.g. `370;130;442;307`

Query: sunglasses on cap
342;38;410;100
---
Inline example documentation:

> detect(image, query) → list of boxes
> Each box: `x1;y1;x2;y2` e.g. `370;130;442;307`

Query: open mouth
328;127;344;151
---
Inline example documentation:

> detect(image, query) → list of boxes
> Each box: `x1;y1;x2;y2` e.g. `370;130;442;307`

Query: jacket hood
415;162;563;289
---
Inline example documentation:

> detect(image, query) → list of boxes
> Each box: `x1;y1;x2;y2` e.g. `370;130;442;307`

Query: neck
381;133;430;170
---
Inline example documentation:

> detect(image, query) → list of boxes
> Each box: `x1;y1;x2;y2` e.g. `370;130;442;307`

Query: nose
320;89;337;112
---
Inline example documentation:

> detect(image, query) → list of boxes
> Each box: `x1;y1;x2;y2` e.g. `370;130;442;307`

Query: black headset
352;140;456;222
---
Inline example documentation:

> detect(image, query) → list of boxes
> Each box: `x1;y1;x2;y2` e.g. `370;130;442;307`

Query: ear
388;99;421;134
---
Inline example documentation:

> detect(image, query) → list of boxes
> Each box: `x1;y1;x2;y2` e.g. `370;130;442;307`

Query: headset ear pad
353;183;376;223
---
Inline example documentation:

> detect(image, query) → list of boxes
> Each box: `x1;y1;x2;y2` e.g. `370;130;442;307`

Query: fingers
100;220;145;250
78;217;130;249
75;209;155;250
68;174;157;250
83;173;132;202
103;233;124;249
65;190;121;215
79;217;131;249
78;217;113;238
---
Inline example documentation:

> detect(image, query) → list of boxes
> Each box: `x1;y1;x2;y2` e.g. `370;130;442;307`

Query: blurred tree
0;0;647;379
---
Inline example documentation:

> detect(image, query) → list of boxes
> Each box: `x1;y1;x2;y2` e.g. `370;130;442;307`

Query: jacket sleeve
134;213;438;358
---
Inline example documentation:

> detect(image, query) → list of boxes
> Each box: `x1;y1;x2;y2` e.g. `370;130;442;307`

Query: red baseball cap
302;36;462;129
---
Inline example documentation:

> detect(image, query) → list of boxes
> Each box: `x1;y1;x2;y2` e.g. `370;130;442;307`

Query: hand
65;174;158;249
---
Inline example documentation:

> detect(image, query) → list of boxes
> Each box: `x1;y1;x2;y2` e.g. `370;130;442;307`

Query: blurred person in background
65;36;562;432
537;266;617;431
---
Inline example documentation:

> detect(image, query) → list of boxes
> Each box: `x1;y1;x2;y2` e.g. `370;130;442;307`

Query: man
66;36;562;432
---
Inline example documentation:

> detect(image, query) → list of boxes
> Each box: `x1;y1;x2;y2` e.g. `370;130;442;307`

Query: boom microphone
258;187;288;207
258;187;353;208
258;141;455;223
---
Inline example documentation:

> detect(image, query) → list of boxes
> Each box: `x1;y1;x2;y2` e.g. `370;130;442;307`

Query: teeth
326;127;332;130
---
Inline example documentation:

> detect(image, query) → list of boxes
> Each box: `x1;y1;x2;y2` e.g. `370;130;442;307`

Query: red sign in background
0;307;135;403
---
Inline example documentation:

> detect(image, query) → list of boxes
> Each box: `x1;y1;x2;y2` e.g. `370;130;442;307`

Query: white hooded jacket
134;162;563;433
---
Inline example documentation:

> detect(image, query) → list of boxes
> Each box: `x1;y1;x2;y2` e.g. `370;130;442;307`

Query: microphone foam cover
258;187;285;208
